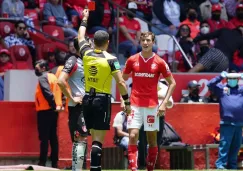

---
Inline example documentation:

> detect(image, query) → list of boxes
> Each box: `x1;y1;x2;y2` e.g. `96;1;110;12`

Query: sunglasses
18;26;26;30
181;28;189;32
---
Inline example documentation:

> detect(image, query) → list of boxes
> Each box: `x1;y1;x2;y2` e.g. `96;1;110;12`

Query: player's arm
122;58;132;81
57;56;76;102
159;61;176;106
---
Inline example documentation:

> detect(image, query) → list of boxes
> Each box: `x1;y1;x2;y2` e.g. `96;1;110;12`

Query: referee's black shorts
68;104;88;142
82;93;111;130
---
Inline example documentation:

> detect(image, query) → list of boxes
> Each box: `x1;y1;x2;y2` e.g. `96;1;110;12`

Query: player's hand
55;106;64;112
125;105;131;116
82;8;89;20
72;96;83;104
157;102;167;117
220;71;228;78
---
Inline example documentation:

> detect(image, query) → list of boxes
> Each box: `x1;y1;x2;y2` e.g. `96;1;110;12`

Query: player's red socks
146;147;158;171
128;145;138;171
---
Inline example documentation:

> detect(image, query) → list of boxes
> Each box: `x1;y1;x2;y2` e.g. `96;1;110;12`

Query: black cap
188;80;200;88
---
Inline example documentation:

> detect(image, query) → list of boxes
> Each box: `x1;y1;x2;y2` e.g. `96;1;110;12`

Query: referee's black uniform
193;28;243;72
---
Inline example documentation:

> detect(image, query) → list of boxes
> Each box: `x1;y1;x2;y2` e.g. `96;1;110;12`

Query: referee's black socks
90;141;102;171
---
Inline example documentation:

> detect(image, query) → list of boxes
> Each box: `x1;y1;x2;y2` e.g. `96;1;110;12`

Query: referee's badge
114;61;121;69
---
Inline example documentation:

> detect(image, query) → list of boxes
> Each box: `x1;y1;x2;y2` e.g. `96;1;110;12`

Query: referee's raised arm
78;8;89;43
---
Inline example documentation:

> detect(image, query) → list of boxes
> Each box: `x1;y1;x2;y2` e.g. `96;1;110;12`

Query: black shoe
52;162;58;168
37;162;46;166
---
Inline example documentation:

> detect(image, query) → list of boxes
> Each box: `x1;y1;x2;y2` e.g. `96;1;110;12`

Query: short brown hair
140;31;155;41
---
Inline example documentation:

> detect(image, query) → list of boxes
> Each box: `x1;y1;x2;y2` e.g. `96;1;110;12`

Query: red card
88;1;95;11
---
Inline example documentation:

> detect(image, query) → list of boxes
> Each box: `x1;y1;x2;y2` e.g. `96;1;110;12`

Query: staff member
77;9;131;171
208;71;243;169
35;59;62;168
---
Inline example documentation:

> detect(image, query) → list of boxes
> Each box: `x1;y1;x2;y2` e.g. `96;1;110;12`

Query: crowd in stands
0;0;243;100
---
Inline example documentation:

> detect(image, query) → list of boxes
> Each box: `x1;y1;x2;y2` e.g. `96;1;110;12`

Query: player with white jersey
122;31;176;171
58;38;87;171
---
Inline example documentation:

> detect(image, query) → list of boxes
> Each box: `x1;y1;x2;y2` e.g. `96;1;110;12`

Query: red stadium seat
0;22;14;37
39;0;47;10
9;45;33;69
36;43;57;60
42;25;65;41
24;9;39;25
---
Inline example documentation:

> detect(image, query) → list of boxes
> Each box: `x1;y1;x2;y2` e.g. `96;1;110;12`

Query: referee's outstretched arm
78;9;89;43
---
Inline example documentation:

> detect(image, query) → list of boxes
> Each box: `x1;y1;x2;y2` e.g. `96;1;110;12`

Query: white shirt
113;111;126;128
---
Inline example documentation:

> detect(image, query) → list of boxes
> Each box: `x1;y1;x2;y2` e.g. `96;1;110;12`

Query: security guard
180;80;208;103
77;9;131;171
35;59;62;168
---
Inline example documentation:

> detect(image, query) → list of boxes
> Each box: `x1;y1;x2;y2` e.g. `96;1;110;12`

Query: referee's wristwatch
124;101;130;106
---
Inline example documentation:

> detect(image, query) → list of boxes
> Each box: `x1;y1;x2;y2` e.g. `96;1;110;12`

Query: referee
189;27;243;72
77;9;131;171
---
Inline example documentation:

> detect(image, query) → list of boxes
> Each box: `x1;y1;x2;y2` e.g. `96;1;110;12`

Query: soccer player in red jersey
122;31;176;171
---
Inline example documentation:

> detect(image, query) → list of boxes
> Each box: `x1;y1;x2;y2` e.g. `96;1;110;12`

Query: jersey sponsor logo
88;66;98;76
147;115;155;123
114;61;121;70
88;77;98;83
134;72;155;78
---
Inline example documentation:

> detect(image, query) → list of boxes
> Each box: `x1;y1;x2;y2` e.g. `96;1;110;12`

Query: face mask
200;46;209;54
227;79;238;88
188;13;197;21
212;13;221;21
237;12;243;19
210;0;219;4
200;26;210;34
35;69;42;77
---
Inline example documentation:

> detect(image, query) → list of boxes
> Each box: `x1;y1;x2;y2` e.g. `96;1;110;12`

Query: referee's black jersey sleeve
107;58;121;73
79;40;92;58
62;56;77;74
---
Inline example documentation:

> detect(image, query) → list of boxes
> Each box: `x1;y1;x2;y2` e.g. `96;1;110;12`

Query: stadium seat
9;45;33;69
39;0;47;10
42;25;65;41
24;9;39;25
134;18;149;32
155;34;171;56
0;22;14;37
36;43;57;60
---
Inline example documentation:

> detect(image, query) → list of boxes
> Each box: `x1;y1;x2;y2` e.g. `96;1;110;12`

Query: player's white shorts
127;105;159;131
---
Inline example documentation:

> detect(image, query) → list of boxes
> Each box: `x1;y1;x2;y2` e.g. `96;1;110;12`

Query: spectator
67;40;76;56
87;0;115;35
129;0;153;21
200;21;211;35
23;0;40;14
0;76;3;101
4;20;36;66
189;27;243;72
43;0;78;38
230;3;243;28
196;39;210;61
118;2;141;57
1;0;24;19
180;80;208;103
200;0;228;21
152;0;181;35
207;4;233;33
181;6;200;38
167;24;196;72
224;0;242;18
47;49;56;70
0;49;13;77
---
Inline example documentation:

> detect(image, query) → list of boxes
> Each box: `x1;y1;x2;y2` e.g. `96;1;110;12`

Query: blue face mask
227;79;238;88
211;0;219;4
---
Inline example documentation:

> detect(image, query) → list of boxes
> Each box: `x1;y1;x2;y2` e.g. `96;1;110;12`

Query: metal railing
107;0;193;72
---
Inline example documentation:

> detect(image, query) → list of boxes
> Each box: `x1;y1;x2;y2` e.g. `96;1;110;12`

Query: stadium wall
0;102;220;169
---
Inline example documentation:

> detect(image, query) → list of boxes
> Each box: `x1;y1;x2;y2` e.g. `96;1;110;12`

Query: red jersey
123;53;172;107
229;18;243;28
0;62;13;72
119;16;141;43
